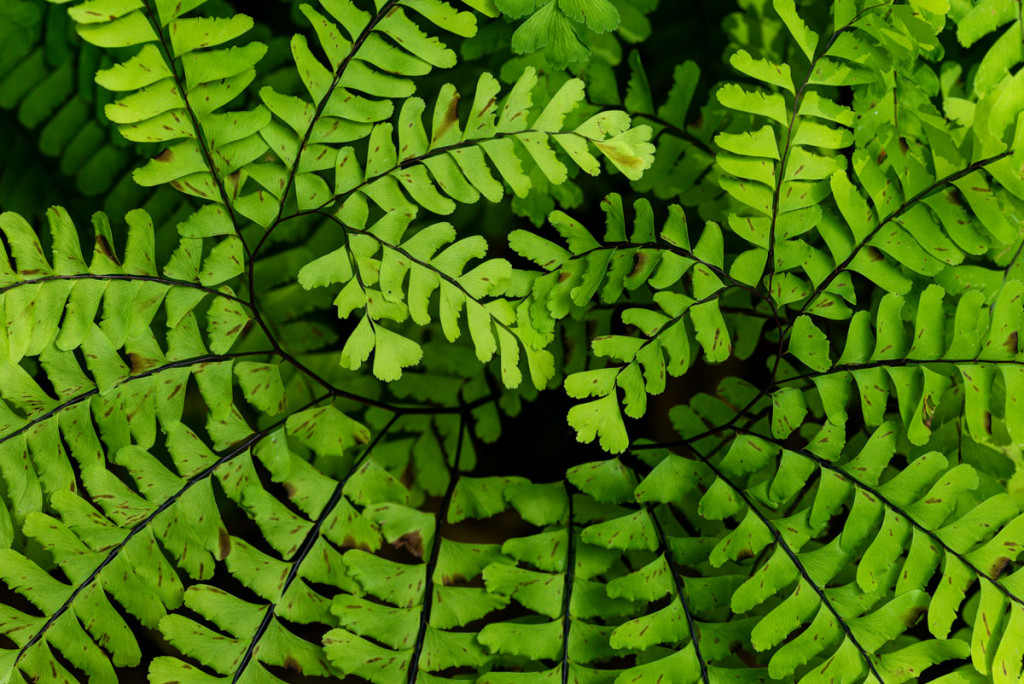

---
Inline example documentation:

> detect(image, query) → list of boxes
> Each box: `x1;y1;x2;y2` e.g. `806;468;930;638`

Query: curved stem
264;126;630;251
0;350;274;448
0;273;250;307
630;403;772;453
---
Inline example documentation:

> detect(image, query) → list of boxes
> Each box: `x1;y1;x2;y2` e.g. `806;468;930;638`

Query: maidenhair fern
4;0;1024;682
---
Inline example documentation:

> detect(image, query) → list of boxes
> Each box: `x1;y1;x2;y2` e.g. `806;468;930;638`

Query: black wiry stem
0;350;274;449
255;0;402;256
764;1;891;295
560;240;766;305
559;484;576;684
635;113;716;156
312;210;527;342
683;444;888;682
10;393;334;672
791;150;1011;324
0;274;250;305
648;504;711;684
268;123;633;245
243;0;400;387
137;0;249;256
774;356;1024;387
230;413;402;682
406;414;467;684
137;0;410;419
631;402;773;454
237;0;421;413
733;426;1024;613
656;159;1013;459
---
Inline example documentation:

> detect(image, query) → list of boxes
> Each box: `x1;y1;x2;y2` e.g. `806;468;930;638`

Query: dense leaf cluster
3;0;1024;682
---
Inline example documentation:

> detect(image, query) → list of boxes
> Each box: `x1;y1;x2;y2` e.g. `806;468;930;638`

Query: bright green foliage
491;0;658;68
5;0;1024;683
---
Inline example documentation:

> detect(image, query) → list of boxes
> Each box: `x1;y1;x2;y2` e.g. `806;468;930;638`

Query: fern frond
0;0;204;258
709;1;1020;323
0;202;412;683
477;478;634;684
322;419;521;683
623;410;994;683
257;65;653;233
297;209;555;389
148;411;394;683
0;396;312;682
235;0;483;232
499;0;618;67
0;0;138;199
948;0;1022;99
511;194;769;452
262;54;653;387
781;281;1024;448
0;205;307;679
10;2;1024;683
492;0;662;69
50;0;269;213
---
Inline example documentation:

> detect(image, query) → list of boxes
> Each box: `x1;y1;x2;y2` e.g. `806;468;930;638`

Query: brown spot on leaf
435;94;461;140
629;252;649;278
901;605;926;627
394;530;425;558
217;528;232;559
95;235;119;264
128;353;155;375
595;139;648;175
1006;331;1019;353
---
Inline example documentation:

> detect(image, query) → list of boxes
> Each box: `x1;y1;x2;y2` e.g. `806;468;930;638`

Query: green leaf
789;315;831;371
730;49;795;93
773;0;819;61
568;393;629;454
234;362;286;415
